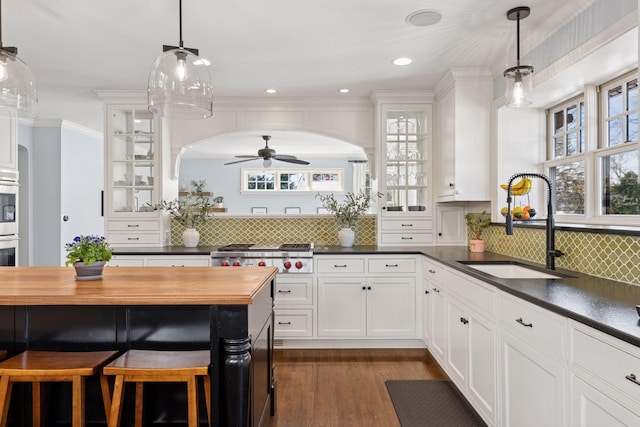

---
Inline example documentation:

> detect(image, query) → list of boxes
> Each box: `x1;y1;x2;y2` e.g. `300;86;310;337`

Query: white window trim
241;168;344;194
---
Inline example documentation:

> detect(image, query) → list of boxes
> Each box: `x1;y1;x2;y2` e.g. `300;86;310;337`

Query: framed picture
317;207;329;214
285;207;301;214
251;207;268;214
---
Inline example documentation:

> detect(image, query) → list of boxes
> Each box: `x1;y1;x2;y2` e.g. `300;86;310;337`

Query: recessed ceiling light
406;9;442;27
339;88;350;93
265;88;277;94
393;57;412;66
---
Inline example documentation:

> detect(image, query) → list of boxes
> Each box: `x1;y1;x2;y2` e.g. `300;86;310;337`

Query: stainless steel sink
459;261;568;279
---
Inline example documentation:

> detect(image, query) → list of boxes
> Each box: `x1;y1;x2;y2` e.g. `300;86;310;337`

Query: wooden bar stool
103;349;211;427
0;350;118;427
0;352;5;362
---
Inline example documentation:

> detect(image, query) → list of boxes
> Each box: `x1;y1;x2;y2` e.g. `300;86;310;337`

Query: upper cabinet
435;68;492;202
372;91;435;246
0;115;17;170
104;104;169;246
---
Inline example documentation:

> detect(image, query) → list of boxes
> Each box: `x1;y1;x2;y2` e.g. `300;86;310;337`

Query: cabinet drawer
146;257;210;267
499;293;567;357
381;219;433;231
274;309;313;337
380;233;433;245
316;258;365;273
107;221;160;231
422;259;448;284
447;270;495;317
572;323;640;400
368;258;416;274
108;233;162;245
275;276;313;305
108;257;145;267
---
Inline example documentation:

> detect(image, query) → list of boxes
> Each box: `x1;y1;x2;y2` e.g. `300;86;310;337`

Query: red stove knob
283;260;292;270
221;259;230;267
232;260;241;267
295;261;303;270
258;260;267;267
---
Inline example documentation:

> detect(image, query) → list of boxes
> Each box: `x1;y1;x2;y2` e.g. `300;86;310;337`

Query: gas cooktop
217;243;313;252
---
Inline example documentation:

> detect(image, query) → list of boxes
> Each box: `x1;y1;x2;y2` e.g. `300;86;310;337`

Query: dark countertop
113;245;640;348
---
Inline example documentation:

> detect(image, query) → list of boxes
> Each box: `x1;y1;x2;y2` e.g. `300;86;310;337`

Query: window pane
554;137;564;158
553;111;564;134
566;105;577;130
579;129;585;153
579;102;585;126
601;150;640;215
627;79;638;110
627;112;638;142
566;133;577;156
554;161;585;215
608;85;623;116
608;117;623;146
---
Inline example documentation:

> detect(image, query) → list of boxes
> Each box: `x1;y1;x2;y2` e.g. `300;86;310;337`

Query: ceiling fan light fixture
263;158;272;168
148;0;213;119
503;6;533;108
0;0;37;118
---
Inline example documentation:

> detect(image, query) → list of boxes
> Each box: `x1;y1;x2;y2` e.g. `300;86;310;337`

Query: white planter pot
182;228;200;248
338;228;355;247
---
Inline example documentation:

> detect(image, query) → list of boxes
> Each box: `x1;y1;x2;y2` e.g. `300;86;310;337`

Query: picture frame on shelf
252;207;268;214
285;207;301;214
317;207;329;214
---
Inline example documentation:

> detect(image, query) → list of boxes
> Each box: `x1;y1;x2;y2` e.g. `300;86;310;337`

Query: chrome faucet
505;172;564;270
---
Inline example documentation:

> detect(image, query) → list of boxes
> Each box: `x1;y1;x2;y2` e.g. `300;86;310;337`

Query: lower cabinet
571;375;640;426
274;275;314;338
317;276;416;337
109;254;210;266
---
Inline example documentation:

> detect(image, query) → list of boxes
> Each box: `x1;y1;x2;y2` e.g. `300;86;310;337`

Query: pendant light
0;0;37;118
148;0;213;119
503;6;533;108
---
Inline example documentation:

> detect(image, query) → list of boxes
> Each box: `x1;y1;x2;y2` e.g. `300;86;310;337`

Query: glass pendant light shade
504;65;533;107
0;49;37;118
148;47;213;119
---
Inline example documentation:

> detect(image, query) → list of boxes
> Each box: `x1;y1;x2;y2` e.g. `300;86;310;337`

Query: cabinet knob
425;290;430;294
449;182;454;187
367;286;372;290
429;269;436;274
625;374;640;386
432;288;440;293
362;286;366;290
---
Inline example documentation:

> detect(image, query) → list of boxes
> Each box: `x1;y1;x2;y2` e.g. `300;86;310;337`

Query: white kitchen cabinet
422;259;448;363
0;116;17;170
109;254;210;266
498;293;568;427
104;103;169;247
434;68;492;202
366;277;416;337
422;281;432;345
569;320;640;426
435;204;466;245
317;276;367;337
274;275;314;338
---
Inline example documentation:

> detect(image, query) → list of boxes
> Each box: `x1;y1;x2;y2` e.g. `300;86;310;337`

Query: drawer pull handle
401;237;413;240
401;224;413;227
278;290;292;293
278;321;291;325
432;288;440;293
429;269;436;274
385;264;399;268
127;224;139;228
334;264;347;268
516;318;533;328
425;290;430;294
625;374;640;386
460;317;469;325
127;237;140;241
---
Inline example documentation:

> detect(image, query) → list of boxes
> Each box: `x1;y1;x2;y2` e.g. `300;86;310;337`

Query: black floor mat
385;380;487;427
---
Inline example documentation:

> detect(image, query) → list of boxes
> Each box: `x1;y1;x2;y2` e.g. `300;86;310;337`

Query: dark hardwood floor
270;348;448;427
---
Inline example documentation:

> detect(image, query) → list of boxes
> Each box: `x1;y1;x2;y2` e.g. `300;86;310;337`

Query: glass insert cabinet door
109;107;156;214
384;108;429;212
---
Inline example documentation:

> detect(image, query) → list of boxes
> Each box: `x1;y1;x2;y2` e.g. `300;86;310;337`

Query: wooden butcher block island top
0;266;278;305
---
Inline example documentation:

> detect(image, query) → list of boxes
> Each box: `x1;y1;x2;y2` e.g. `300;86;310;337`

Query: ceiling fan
224;135;310;167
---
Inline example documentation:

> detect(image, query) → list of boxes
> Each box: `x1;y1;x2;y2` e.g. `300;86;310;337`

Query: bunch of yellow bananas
499;177;533;196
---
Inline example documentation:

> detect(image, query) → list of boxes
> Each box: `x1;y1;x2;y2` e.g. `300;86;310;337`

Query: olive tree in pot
316;191;382;247
464;210;491;253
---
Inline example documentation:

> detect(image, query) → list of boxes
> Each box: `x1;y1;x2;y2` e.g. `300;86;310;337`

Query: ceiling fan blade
224;158;259;165
275;158;310;165
235;155;261;159
273;154;298;160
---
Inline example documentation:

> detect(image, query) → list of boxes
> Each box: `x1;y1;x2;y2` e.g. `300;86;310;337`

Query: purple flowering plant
64;235;113;266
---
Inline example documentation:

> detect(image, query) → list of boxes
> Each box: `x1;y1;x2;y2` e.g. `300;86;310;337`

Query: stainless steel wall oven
0;236;17;266
0;169;18;237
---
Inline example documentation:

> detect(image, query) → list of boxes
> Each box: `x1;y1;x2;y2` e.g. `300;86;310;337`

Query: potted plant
151;191;213;247
316;191;382;247
190;179;207;193
65;235;113;280
464;210;491;253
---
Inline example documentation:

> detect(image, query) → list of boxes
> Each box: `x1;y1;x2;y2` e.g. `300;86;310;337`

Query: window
547;97;586;216
545;71;640;224
242;168;343;193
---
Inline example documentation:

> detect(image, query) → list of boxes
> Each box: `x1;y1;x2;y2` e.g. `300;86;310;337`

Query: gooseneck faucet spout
505;172;564;270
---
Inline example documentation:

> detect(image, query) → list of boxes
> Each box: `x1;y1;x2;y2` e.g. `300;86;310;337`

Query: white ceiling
7;0;601;156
